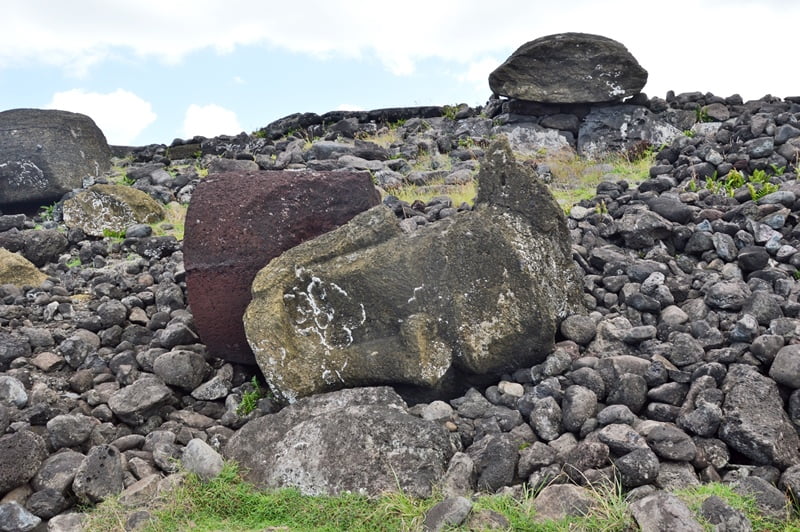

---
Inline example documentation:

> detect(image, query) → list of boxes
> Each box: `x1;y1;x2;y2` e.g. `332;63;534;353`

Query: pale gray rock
181;438;224;482
224;387;454;497
630;491;703;532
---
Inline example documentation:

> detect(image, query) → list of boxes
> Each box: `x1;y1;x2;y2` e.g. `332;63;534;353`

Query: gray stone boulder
630;491;703;531
0;228;69;267
244;138;582;403
0;430;48;497
0;108;112;208
0;249;46;288
72;444;124;503
719;364;800;469
224;387;455;497
488;33;647;104
62;184;165;237
578;105;682;158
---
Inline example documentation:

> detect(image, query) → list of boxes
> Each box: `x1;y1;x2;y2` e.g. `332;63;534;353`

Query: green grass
383;147;655;214
390;179;477;208
150;202;187;241
675;482;800;532
79;463;800;532
236;376;266;416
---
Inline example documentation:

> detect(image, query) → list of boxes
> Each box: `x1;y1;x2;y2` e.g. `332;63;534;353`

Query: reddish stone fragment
184;170;380;364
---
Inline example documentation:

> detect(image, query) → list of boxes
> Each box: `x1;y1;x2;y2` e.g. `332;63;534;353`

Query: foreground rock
244;138;583;402
184;170;380;365
488;33;648;103
224;387;456;497
0;248;47;287
0;108;112;208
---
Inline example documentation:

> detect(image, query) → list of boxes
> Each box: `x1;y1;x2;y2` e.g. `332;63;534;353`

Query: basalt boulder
488;33;648;104
244;137;583;403
184;170;381;365
224;387;455;497
62;184;165;237
0;109;112;209
0;248;47;287
578;105;682;158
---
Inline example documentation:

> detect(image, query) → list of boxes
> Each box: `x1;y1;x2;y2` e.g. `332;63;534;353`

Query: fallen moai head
244;137;584;403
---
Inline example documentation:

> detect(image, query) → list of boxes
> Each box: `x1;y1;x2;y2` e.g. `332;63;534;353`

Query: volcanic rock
488;33;648;104
224;387;454;497
0;248;47;287
0;108;112;208
62;184;165;237
184;170;380;365
244;138;582;402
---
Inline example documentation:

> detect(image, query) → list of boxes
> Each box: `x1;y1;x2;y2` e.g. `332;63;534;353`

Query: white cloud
458;58;500;92
5;1;800;100
182;104;243;138
45;88;157;145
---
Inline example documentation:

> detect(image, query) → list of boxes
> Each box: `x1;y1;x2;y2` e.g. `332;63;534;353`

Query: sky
1;1;797;146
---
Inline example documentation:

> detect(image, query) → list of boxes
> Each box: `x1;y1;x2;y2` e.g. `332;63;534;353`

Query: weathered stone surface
62;184;164;237
184;169;380;365
0;431;47;497
0;502;40;532
72;444;124;503
489;33;647;103
244;138;582;402
719;364;800;469
181;438;223;482
422;496;472;532
107;377;175;426
224;387;454;497
533;484;597;522
0;108;112;208
630;491;703;531
0;248;47;287
578;105;682;158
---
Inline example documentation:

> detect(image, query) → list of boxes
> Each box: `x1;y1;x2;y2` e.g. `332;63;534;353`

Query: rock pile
0;88;799;529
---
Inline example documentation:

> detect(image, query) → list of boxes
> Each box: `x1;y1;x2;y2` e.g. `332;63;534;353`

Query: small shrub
66;257;81;268
441;105;458;120
102;228;126;240
39;202;57;221
236;376;265;416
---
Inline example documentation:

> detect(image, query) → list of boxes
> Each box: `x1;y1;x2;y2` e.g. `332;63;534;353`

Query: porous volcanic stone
184;169;380;365
488;33;648;103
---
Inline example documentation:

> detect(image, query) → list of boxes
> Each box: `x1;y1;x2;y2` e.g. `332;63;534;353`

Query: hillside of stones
3;89;800;529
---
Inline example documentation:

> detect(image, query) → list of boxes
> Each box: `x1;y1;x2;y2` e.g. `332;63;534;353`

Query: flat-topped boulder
489;33;648;104
244;137;583;403
0;109;112;209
